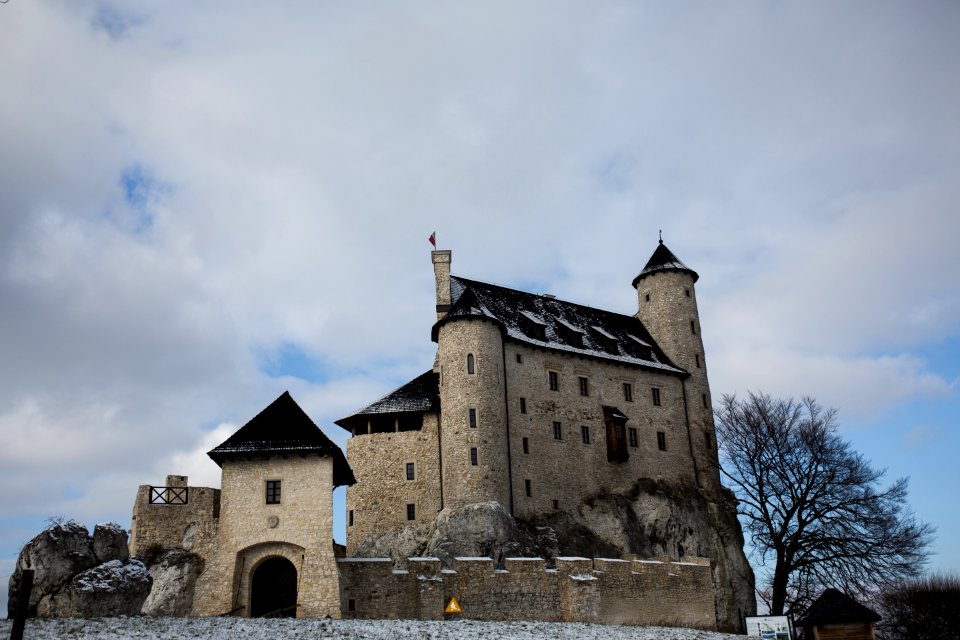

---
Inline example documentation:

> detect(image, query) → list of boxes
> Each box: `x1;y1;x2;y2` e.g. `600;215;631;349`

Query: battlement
338;555;716;629
129;478;220;557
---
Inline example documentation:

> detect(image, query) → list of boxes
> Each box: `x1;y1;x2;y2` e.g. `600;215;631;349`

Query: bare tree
715;392;933;615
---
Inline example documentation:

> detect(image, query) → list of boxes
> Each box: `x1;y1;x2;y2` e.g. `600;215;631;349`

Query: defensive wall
338;555;717;629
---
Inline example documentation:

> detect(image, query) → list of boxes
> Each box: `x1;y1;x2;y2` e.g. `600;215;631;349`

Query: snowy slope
0;617;758;640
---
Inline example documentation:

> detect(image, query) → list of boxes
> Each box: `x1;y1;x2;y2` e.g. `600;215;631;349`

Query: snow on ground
0;617;757;640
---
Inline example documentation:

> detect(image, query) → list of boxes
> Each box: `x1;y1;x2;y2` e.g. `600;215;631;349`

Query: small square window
623;382;633;402
651;387;661;406
657;431;667;451
628;427;637;447
522;437;529;454
548;371;559;391
348;510;354;527
406;462;415;481
524;479;532;497
685;288;690;297
265;480;281;504
578;376;589;396
553;421;562;440
519;397;527;414
645;293;650;302
581;425;590;444
516;353;523;364
469;408;477;428
470;447;478;466
406;503;416;521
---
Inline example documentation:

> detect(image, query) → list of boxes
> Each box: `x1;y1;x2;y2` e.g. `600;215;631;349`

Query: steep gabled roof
335;371;439;429
432;276;685;375
795;588;882;627
208;391;355;487
631;240;699;287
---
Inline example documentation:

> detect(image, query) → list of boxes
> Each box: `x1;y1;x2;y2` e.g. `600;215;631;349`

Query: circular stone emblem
267;515;280;529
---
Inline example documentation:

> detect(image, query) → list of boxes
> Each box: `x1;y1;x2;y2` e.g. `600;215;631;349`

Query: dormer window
519;311;547;341
591;326;618;354
554;318;584;348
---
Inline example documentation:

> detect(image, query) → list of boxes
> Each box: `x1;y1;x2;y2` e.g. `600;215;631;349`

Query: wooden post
10;569;34;640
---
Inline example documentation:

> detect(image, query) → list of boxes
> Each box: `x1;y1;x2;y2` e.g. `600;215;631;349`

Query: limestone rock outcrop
7;521;151;618
139;549;204;616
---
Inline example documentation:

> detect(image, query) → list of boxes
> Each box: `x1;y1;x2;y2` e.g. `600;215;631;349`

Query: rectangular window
348;510;354;527
578;376;589;396
469;408;477;428
704;432;712;449
519;397;527;414
548;371;559;391
265;480;281;504
695;354;701;368
702;393;708;408
406;503;416;521
553;421;562;440
685;288;691;297
470;447;478;466
522;437;529;454
406;462;415;481
628;427;638;447
652;387;661;406
516;353;523;364
690;320;696;334
348;599;356;612
552;499;559;510
581;425;590;444
623;382;633;402
525;479;532;497
657;431;667;451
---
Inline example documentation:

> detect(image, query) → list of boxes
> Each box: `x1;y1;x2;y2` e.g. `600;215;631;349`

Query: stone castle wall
129;475;220;557
345;413;443;553
338;555;716;629
502;340;698;520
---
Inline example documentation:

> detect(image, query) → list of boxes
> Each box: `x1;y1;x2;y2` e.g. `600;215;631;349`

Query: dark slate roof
631;240;699;287
208;391;356;487
431;276;685;375
796;588;882;627
335;371;439;429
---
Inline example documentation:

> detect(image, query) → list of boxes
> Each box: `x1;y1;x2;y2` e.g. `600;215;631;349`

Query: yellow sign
444;597;462;614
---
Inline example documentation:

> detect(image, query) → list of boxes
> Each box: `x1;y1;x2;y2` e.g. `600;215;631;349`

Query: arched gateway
250;556;298;617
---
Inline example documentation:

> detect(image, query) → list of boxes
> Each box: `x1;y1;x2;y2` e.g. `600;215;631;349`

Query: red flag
429;231;436;248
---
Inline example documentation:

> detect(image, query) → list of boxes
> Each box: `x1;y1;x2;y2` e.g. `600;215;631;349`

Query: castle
129;239;754;629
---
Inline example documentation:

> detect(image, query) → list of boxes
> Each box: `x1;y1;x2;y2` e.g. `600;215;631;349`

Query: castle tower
633;240;721;492
432;250;512;511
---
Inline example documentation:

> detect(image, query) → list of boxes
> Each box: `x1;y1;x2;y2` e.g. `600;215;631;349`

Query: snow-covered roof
631;240;699;287
335;371;439;428
433;277;686;374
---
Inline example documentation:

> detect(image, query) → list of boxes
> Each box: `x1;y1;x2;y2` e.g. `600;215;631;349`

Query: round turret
634;240;721;492
435;317;511;510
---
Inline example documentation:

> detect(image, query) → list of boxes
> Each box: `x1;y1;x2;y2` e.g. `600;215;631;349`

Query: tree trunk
770;561;790;615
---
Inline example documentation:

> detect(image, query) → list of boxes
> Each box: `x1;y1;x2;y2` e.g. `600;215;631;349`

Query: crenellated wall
338;555;716;629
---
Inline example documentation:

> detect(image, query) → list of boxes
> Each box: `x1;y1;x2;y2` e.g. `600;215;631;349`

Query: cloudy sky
2;0;958;613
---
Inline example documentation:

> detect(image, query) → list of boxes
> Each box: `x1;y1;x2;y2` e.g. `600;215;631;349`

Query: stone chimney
432;250;452;320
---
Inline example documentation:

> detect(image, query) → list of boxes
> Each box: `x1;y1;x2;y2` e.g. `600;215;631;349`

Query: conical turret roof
632;240;699;288
208;391;355;487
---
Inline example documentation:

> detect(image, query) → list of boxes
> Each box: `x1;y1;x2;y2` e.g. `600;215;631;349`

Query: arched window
466;353;475;374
